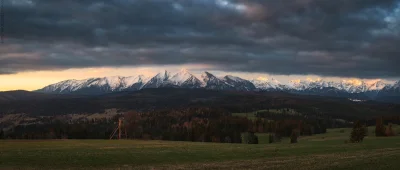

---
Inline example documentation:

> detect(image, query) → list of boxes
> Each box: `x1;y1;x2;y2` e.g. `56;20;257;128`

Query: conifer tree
290;129;299;143
375;117;386;137
350;121;366;143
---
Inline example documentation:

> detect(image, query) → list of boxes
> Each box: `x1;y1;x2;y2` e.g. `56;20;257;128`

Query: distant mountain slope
375;81;400;102
0;90;77;102
200;72;235;90
1;88;400;121
0;90;47;102
223;75;256;91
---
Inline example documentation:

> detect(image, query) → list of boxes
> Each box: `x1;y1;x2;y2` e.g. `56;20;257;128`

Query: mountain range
35;69;400;103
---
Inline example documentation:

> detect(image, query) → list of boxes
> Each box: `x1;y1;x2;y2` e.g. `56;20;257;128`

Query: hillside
1;88;399;120
0;90;56;102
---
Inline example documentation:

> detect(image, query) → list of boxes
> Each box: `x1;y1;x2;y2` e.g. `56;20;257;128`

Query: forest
2;89;400;143
0;106;355;142
2;104;400;144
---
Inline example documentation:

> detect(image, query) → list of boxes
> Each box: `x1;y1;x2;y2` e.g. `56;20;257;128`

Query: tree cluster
2;107;331;143
375;117;396;137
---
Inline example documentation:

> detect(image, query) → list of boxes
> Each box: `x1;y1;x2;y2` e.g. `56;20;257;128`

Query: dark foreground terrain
1;89;400;169
1;127;400;170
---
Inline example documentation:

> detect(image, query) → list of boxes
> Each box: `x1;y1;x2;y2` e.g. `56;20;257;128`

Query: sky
1;0;400;91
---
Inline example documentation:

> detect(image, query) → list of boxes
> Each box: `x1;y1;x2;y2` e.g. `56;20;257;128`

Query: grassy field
1;127;400;170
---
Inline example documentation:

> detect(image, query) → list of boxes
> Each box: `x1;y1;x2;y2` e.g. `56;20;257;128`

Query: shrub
290;129;299;144
211;136;220;143
385;123;395;136
243;132;259;144
254;135;259;144
142;134;152;140
224;136;232;143
268;133;282;143
269;134;274;143
350;121;366;143
274;134;282;142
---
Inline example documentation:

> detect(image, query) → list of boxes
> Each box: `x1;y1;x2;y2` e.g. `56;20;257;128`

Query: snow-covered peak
366;80;387;91
69;76;125;91
270;78;280;84
200;71;237;89
223;75;255;91
153;70;171;81
179;68;190;74
38;74;151;93
170;69;194;85
224;75;245;82
288;79;310;90
201;71;213;77
123;75;150;86
251;79;270;89
251;77;283;90
392;81;400;89
54;79;78;88
141;70;174;88
42;79;81;92
103;76;124;90
307;79;336;89
201;71;216;82
285;78;381;93
337;79;367;93
37;70;398;95
305;77;322;82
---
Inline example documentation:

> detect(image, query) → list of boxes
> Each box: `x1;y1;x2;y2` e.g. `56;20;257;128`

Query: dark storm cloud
2;0;400;78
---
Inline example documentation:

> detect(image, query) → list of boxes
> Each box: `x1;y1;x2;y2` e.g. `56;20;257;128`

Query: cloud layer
2;0;400;78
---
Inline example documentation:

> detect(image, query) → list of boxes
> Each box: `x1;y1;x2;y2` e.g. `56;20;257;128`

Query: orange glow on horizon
342;79;364;86
0;64;214;91
256;76;268;81
0;67;158;91
0;65;393;92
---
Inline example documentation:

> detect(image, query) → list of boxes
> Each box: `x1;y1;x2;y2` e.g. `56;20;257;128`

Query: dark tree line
1;107;331;143
123;108;246;143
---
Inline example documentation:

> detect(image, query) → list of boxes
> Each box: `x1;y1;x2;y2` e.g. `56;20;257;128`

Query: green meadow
1;127;400;170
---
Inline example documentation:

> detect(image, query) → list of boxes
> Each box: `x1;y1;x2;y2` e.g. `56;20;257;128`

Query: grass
0;127;400;169
232;112;258;120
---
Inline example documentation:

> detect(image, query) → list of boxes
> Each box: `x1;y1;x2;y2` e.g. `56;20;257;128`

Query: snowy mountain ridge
36;70;397;96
